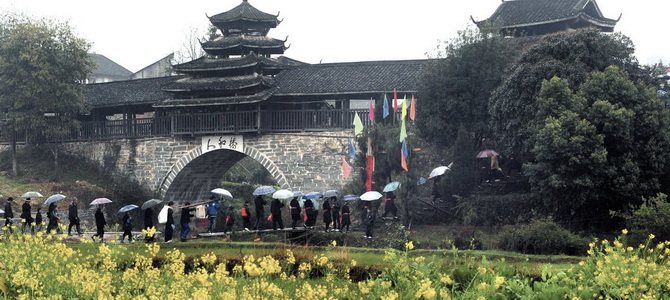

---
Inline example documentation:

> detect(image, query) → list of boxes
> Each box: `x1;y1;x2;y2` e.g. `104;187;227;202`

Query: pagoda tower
157;0;298;109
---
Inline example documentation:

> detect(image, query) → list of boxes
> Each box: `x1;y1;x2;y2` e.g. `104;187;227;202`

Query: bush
625;193;670;243
497;219;587;255
456;193;541;226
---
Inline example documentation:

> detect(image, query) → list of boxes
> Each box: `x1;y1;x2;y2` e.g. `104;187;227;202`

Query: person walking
46;206;60;233
322;198;332;232
240;201;251;231
270;198;285;230
34;207;43;232
68;197;83;235
205;197;222;233
164;201;175;243
21;198;34;234
120;212;133;243
303;199;316;228
289;197;301;229
144;207;156;243
340;203;351;233
253;195;267;230
363;205;375;239
92;206;106;242
4;197;14;232
180;202;195;242
382;192;398;220
331;197;341;231
224;206;236;233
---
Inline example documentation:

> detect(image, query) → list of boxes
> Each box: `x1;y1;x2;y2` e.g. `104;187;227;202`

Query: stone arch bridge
59;131;355;202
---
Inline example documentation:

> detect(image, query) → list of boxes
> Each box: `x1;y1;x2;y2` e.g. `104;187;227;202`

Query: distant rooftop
89;54;132;78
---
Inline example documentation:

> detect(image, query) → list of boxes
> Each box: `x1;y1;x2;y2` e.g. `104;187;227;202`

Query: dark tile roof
162;75;274;92
479;0;617;29
202;35;286;51
172;53;297;73
90;54;132;77
274;60;427;96
85;76;179;108
208;0;278;25
154;87;277;108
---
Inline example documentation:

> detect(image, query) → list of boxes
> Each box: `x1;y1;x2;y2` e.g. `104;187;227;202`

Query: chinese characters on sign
201;135;244;153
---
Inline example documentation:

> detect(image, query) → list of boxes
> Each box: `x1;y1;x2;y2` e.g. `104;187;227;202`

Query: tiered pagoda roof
476;0;619;36
160;0;288;108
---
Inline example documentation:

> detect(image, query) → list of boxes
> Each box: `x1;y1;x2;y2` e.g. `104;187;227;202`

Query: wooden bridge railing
54;109;372;141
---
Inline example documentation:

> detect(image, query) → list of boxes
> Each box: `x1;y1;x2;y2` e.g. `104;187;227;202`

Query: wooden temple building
81;0;619;139
474;0;619;37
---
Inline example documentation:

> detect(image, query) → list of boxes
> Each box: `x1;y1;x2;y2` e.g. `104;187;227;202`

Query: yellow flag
401;94;408;120
353;112;364;136
399;119;407;142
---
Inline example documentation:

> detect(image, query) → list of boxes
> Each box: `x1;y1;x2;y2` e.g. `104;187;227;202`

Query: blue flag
348;138;356;159
383;94;390;119
401;138;409;158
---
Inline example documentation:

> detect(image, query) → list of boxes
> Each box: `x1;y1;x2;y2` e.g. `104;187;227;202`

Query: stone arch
158;145;290;202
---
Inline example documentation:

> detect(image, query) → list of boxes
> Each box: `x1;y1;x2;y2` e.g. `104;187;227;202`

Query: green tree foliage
489;29;640;158
526;67;670;228
0;14;93;174
416;27;522;148
446;125;478;196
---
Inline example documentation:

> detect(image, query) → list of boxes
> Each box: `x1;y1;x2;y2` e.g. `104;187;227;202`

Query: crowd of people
2;190;401;243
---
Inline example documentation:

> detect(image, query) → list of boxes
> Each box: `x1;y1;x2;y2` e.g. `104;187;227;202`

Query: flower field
0;226;669;299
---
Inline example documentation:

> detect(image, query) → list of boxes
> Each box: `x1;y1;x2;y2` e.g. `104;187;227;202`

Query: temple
475;0;619;37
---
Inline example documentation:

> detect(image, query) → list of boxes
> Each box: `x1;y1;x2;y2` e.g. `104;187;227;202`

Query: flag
401;148;408;172
399;119;407;142
393;89;398;113
348;138;356;159
410;95;416;121
353;112;363;136
368;98;375;122
401;95;408;120
342;156;353;179
383;95;390;119
402;138;410;159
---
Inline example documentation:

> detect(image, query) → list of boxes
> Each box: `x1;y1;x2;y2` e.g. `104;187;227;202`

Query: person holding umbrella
363;205;375;239
46;205;60;233
92;205;106;242
270;197;285;230
253;195;267;230
4;197;14;232
340;202;351;233
164;201;175;243
68;197;83;235
322;198;332;232
289;197;301;229
144;207;156;243
382;191;398;220
331;197;341;231
21;198;34;234
303;198;316;228
205;197;222;233
180;202;195;242
120;211;133;243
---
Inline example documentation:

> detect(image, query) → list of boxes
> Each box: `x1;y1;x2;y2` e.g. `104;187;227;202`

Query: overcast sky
0;0;667;72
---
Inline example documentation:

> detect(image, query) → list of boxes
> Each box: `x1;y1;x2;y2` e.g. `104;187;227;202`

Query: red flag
341;156;353;179
401;151;408;172
393;89;398;113
366;155;374;191
369;98;375;122
410;95;416;121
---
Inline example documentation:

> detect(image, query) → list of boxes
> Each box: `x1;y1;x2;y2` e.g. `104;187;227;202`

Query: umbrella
342;194;359;201
383;181;401;192
299;198;320;210
360;191;383;201
428;166;450;179
211;188;233;199
141;199;162;210
44;194;66;205
90;198;112;205
304;192;323;200
253;186;276;196
22;191;44;198
323;190;339;198
417;177;427;185
272;189;294;200
117;204;139;215
0;209;4;214
476;149;499;158
293;191;304;198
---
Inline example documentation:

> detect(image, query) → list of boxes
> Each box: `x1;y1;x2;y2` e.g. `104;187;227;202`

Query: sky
0;0;667;73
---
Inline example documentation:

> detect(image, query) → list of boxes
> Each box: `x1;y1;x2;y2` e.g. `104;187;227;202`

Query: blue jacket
206;201;222;217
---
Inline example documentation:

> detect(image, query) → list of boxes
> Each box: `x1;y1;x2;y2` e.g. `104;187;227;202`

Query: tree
0;14;92;174
526;67;670;228
416;26;522;149
489;29;641;159
446;125;478;196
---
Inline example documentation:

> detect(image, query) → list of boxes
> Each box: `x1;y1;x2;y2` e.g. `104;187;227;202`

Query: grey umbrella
22;191;44;198
45;194;66;205
253;186;276;196
141;199;162;210
118;204;139;215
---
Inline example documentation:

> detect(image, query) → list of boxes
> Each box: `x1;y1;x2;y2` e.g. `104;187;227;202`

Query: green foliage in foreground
0;227;668;299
